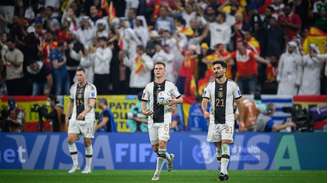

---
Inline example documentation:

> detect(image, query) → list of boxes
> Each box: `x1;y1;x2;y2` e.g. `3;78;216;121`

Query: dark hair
76;67;85;73
212;61;227;68
98;98;108;105
154;61;166;68
137;45;145;51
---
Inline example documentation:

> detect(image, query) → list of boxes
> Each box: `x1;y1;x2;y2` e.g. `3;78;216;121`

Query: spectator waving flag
134;55;144;74
108;1;116;22
101;0;116;22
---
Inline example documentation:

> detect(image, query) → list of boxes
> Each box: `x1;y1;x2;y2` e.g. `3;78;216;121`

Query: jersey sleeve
171;84;182;98
233;82;242;100
202;84;211;99
88;85;97;99
69;85;74;100
142;85;150;102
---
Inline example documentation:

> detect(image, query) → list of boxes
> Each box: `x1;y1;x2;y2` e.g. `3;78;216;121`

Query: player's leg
219;123;234;181
82;137;93;174
158;123;174;172
81;121;95;174
67;133;79;173
67;120;80;173
207;122;222;175
148;124;161;181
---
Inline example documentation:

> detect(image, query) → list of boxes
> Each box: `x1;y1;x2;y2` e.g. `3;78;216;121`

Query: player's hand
203;111;210;119
77;112;86;120
142;109;153;116
168;98;177;106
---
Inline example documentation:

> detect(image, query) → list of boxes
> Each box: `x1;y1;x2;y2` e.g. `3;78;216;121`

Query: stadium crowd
0;0;326;133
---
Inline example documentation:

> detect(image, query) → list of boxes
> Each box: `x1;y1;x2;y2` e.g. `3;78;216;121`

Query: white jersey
202;80;241;124
142;80;181;124
70;82;97;121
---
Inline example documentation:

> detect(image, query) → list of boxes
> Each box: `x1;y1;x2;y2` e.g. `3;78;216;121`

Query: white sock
68;143;78;167
155;157;165;175
220;144;230;175
85;144;93;170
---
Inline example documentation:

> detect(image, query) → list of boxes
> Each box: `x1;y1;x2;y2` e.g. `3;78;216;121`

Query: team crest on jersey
91;92;96;97
218;91;223;98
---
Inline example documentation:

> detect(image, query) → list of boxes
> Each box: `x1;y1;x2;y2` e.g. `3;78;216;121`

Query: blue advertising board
0;132;326;170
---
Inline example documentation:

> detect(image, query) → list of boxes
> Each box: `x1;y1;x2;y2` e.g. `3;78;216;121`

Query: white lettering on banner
115;143;155;163
8;135;47;169
18;146;27;163
3;149;15;163
45;135;60;169
244;134;270;170
93;135;114;169
116;144;129;162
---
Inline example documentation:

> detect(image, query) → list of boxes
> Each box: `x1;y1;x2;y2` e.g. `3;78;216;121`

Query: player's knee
221;140;232;144
84;139;92;147
67;135;76;144
158;141;167;149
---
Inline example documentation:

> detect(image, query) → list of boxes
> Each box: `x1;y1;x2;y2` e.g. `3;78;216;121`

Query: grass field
0;170;326;183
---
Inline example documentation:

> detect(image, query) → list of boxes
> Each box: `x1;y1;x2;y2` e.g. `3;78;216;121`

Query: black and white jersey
202;80;241;124
142;80;181;124
70;82;97;121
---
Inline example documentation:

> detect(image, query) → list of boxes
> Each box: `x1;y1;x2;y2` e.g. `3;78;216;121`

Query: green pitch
0;170;326;183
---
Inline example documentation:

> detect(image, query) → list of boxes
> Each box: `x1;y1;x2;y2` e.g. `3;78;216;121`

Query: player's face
76;71;86;84
154;64;165;78
213;64;226;78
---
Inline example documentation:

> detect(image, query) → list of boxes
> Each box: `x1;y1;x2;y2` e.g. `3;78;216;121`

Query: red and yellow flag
134;55;144;74
108;1;116;22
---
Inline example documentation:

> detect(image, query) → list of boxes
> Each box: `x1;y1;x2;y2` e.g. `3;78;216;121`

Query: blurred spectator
256;103;296;132
4;39;24;95
48;95;65;132
127;93;148;132
155;6;175;33
124;45;154;94
93;37;112;94
26;61;53;96
49;42;68;95
237;98;259;132
224;41;270;94
207;11;231;48
277;41;302;95
80;46;95;83
5;98;24;132
312;0;327;31
66;38;84;86
299;44;326;95
278;4;302;41
96;98;116;132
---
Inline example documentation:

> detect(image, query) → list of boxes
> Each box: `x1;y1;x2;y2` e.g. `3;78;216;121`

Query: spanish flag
134;55;144;74
108;1;116;22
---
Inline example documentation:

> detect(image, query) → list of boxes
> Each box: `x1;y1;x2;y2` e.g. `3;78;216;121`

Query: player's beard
215;73;223;79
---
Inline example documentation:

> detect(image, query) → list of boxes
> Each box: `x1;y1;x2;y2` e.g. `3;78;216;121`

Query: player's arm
96;115;109;130
66;98;73;122
235;97;246;131
141;100;153;116
141;87;153;116
77;98;96;120
201;97;210;119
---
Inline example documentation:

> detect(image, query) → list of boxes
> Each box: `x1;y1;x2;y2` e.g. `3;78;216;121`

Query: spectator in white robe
277;41;303;95
299;44;326;95
124;45;153;94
